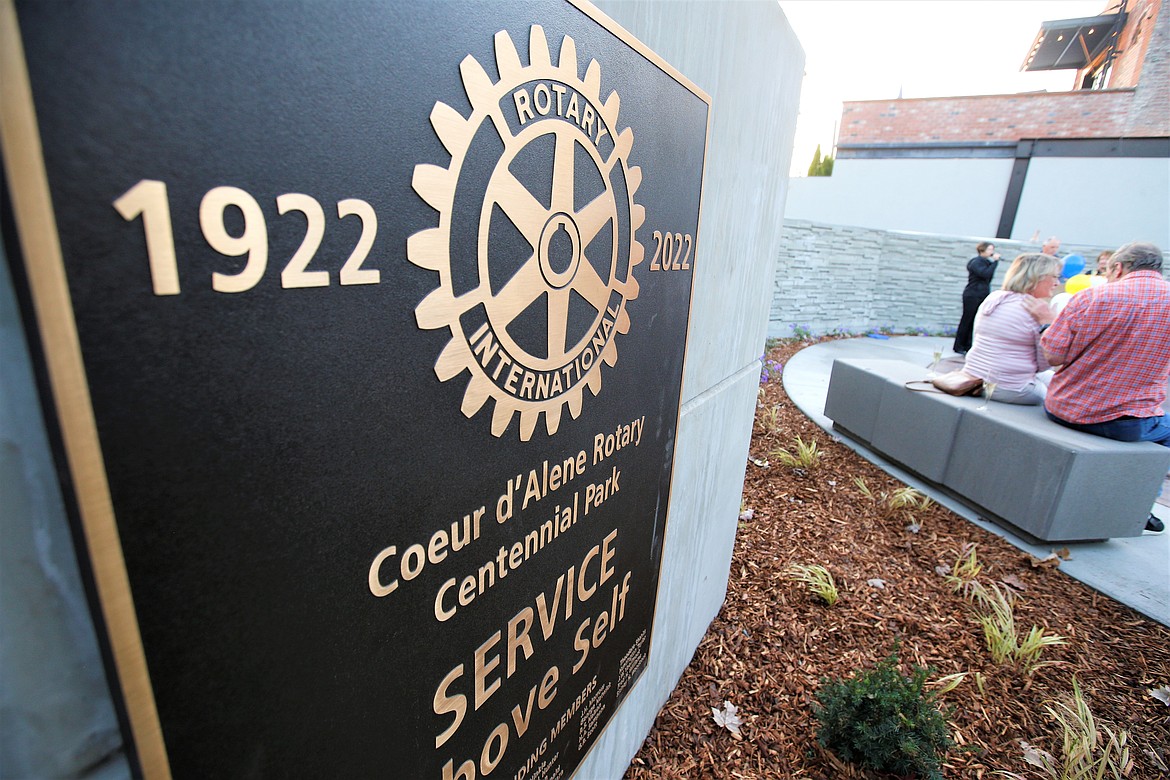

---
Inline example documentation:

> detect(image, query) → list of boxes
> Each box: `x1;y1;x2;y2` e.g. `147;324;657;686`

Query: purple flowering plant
760;356;784;385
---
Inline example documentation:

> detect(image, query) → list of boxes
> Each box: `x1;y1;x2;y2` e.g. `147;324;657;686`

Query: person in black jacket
953;241;1001;354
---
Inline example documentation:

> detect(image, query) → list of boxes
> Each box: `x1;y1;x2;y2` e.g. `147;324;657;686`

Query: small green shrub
814;649;955;780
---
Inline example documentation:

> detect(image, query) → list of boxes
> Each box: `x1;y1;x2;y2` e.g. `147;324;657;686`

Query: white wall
786;157;1015;237
1012;157;1170;247
581;1;803;776
787;154;1170;249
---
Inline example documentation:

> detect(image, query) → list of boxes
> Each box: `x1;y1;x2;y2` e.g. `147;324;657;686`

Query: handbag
932;370;983;396
905;370;984;397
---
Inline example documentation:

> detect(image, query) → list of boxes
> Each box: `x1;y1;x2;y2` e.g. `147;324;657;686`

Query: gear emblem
409;25;645;441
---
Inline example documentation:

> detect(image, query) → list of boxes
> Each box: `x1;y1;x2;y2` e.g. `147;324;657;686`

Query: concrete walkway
781;335;1170;627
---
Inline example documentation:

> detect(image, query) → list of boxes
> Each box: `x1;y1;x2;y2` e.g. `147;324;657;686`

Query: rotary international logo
409;26;644;441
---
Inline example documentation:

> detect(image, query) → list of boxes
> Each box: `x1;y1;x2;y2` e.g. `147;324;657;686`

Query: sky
778;0;1112;176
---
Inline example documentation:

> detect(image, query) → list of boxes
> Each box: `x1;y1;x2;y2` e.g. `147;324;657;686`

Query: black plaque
1;1;709;777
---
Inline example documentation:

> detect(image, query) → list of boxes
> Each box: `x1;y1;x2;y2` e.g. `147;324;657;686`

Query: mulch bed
625;337;1170;779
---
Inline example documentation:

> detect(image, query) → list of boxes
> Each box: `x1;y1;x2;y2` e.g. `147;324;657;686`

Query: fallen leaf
712;700;743;735
1020;740;1054;769
929;672;967;694
1001;574;1027;592
867;578;886;589
739;508;755;521
934;564;952;576
1151;685;1170;706
1028;553;1062;569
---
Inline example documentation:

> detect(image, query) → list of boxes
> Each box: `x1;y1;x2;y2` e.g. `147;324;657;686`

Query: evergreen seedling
814;649;955;780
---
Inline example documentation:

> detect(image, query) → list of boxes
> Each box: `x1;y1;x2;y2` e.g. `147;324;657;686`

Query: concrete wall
1012;156;1170;244
0;247;127;779
769;219;1116;340
786;158;1016;238
582;1;803;776
0;1;804;777
787;154;1170;248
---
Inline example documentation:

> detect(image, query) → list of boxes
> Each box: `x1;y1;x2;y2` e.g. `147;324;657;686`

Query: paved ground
782;335;1170;627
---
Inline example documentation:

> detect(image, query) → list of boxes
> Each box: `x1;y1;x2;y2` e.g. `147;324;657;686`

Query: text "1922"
113;179;381;295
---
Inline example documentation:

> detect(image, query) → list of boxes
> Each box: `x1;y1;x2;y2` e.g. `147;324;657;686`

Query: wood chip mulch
625;337;1170;779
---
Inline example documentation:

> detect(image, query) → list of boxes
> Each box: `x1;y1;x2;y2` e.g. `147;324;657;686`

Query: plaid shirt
1042;269;1170;423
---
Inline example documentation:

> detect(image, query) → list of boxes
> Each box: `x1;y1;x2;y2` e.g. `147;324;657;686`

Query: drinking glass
977;374;997;411
929;350;942;378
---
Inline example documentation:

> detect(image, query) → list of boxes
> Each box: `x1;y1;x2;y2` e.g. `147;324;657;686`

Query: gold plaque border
0;0;172;777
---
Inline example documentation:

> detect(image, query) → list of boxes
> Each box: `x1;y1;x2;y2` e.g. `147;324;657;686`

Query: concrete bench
824;358;1170;542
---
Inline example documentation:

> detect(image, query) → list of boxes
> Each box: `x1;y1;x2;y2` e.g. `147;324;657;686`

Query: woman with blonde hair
962;253;1062;405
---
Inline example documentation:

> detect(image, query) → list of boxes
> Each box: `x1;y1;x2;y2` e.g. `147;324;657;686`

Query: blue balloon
1061;254;1085;279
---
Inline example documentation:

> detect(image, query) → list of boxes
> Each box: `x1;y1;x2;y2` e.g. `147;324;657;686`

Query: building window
1081;61;1111;90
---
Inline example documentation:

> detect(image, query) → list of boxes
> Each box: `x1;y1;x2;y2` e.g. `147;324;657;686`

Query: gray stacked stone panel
771;219;1123;339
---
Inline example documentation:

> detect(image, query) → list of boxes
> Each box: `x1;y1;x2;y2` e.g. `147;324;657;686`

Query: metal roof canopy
1021;12;1126;71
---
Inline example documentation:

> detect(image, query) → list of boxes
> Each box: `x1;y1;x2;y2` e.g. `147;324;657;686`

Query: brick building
786;0;1168;246
839;0;1166;145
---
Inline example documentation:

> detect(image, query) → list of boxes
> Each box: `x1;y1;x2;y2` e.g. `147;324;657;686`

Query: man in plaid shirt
1027;241;1170;533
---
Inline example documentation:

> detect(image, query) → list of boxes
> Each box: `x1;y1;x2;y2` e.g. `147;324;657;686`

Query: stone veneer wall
769;219;1119;340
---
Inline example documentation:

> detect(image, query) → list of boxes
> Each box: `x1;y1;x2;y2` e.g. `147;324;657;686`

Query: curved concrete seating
824;358;1170;542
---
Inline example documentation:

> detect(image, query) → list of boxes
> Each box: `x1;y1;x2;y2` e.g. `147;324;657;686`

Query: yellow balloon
1065;274;1094;295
